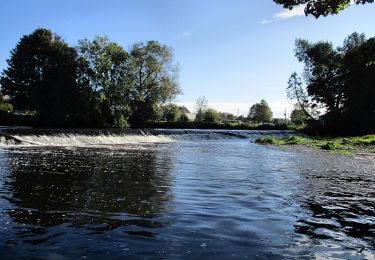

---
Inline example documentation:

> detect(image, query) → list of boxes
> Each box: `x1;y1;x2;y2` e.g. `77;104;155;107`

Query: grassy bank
255;135;375;154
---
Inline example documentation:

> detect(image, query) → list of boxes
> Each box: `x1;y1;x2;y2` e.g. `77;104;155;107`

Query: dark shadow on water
1;146;175;246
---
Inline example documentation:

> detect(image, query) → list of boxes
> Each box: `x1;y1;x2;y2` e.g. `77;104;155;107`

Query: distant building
185;113;196;121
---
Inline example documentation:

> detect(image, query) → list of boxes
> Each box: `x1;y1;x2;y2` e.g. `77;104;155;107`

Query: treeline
287;32;375;135
0;28;180;128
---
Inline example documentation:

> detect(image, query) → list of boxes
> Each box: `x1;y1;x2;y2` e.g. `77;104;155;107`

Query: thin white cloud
259;4;306;25
177;31;192;40
274;5;306;19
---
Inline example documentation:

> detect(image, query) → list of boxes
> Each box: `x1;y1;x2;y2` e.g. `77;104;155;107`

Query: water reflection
2;146;174;245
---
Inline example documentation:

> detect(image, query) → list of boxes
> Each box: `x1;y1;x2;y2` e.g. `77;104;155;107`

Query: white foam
5;133;174;147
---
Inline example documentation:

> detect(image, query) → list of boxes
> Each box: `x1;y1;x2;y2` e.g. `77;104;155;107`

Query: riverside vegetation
256;135;375;154
0;28;374;137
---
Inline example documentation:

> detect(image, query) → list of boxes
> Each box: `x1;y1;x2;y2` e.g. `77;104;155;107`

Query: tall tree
129;41;180;126
195;96;208;123
273;0;373;18
290;104;308;125
0;28;83;125
77;36;133;127
290;33;369;128
203;108;220;123
248;99;273;123
162;104;182;122
342;37;375;134
287;72;319;120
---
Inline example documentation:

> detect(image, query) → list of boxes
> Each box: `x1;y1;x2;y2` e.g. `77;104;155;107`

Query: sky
1;0;375;117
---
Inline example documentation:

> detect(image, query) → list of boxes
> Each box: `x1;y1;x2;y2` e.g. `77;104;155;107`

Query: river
0;130;374;259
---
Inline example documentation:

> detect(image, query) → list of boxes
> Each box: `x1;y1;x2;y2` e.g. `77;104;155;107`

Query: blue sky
1;0;375;117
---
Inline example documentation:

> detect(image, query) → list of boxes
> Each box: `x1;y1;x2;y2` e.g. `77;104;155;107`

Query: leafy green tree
203;108;220;123
290;33;368;129
287;72;319;120
195;96;208;122
0;28;84;125
273;0;373;18
289;32;375;134
0;94;13;112
248;99;273;123
219;112;236;122
162;104;182;122
129;41;180;126
342;37;375;134
290;104;308;125
77;36;133;128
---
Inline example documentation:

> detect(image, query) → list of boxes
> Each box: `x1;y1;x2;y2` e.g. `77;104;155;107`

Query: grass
255;134;375;154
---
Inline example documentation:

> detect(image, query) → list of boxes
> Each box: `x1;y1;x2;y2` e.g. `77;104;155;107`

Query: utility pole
284;109;287;126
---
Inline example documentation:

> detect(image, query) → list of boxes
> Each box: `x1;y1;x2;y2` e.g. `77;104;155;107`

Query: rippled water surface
0;130;374;259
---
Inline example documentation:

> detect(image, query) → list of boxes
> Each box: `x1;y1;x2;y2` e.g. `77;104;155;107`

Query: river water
0;130;374;259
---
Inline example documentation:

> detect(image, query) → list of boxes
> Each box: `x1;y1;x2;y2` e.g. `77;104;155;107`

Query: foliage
290;104;308;125
162;104;182;122
255;136;307;145
77;36;132;127
0;102;13;112
219;112;237;122
195;96;208;122
319;142;338;150
273;0;373;18
256;134;375;154
1;29;180;128
247;99;273;123
289;32;375;135
203;108;220;123
128;41;180;126
0;28;85;126
287;72;319;120
341;37;375;134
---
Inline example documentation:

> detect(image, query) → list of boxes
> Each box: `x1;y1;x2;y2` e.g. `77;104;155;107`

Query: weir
0;128;295;147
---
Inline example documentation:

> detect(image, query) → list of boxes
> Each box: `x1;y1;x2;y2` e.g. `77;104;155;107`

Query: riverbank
255;135;375;155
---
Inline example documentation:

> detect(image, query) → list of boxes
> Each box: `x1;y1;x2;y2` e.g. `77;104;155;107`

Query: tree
195;96;208;122
77;36;133;127
128;41;180;126
289;32;374;134
219;112;236;122
273;0;373;18
287;72;319;120
203;108;220;123
0;28;84;125
290;33;370;131
247;99;273;123
341;37;375;134
290;104;308;125
162;104;182;122
0;93;13;112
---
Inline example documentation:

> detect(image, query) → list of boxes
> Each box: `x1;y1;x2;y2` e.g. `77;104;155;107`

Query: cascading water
0;129;296;147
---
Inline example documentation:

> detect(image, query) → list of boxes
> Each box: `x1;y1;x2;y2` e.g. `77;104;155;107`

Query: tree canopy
0;28;84;125
0;29;180;128
77;36;133;127
288;32;375;134
248;100;273;123
290;104;308;125
273;0;373;18
129;41;180;126
203;108;220;123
